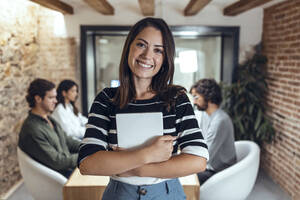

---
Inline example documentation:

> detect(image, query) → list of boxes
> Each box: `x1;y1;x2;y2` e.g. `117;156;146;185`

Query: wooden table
64;168;199;200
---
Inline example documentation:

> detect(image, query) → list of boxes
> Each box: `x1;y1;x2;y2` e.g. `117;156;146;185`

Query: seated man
190;78;237;184
18;78;80;178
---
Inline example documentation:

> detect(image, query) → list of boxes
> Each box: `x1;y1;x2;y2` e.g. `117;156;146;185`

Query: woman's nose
142;48;153;59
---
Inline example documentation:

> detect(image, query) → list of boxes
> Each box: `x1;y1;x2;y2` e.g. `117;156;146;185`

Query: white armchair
200;140;260;200
17;147;67;200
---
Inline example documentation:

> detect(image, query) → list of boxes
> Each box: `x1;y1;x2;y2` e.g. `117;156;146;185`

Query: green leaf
238;120;245;134
249;104;255;115
220;47;276;147
254;109;263;131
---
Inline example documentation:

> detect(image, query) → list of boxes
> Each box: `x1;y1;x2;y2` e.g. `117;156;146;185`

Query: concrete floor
246;169;291;200
7;169;291;200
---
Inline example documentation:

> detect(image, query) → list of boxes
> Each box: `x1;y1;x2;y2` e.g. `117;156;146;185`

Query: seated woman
51;80;87;140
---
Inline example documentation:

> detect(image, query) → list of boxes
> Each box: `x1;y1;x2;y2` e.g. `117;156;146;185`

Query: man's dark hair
191;78;222;106
26;78;55;108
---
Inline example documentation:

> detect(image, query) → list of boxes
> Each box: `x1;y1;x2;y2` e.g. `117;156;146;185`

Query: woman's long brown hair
56;79;79;116
113;17;185;110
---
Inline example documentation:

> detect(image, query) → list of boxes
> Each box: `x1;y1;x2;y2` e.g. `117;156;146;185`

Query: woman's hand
112;135;176;177
113;135;176;164
143;135;176;164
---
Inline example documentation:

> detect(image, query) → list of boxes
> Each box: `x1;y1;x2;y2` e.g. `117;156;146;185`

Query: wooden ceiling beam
184;0;212;16
30;0;73;14
224;0;274;16
138;0;154;16
83;0;114;15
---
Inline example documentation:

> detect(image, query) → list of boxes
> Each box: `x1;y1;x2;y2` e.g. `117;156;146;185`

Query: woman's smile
136;60;154;69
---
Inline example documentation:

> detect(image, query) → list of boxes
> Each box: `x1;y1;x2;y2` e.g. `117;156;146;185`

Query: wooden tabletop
64;168;199;200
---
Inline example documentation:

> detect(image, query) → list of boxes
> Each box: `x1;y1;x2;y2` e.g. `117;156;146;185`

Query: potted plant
221;45;275;146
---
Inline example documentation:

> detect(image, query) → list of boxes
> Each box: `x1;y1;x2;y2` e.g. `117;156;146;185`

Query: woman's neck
134;79;155;100
135;90;156;100
64;99;70;105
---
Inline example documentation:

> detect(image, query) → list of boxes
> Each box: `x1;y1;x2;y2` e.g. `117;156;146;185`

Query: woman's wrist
135;146;152;165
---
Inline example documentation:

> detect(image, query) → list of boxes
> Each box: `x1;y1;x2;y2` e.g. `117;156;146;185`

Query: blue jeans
102;178;186;200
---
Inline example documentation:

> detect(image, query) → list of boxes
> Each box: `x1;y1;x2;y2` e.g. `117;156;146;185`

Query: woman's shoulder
166;85;192;108
55;103;65;109
52;103;66;115
94;87;118;103
157;85;188;111
166;85;188;100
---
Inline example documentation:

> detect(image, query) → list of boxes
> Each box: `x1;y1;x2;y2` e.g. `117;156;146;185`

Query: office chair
17;147;67;200
200;140;260;200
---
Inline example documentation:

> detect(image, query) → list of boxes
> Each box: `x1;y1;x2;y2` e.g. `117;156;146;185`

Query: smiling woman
78;17;209;200
114;17;179;109
128;27;164;83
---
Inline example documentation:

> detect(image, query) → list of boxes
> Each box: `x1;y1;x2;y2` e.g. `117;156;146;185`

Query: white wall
62;0;262;63
62;0;286;63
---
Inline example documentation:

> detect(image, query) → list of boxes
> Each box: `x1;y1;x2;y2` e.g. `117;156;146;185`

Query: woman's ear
62;90;67;97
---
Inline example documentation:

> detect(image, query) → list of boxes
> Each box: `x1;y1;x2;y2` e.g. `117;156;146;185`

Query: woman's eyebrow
137;38;164;48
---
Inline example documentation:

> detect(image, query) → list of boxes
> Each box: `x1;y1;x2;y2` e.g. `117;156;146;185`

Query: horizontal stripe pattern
86;124;108;136
128;101;164;106
176;115;196;124
78;87;209;167
93;100;107;108
89;113;110;121
81;137;108;148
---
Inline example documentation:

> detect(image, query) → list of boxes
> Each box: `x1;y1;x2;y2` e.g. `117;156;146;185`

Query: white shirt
51;103;88;139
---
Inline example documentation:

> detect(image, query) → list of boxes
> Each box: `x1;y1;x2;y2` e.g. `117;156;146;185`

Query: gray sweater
199;109;236;172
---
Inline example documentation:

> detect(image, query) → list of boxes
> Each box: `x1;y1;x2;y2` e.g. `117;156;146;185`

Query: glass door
80;26;239;114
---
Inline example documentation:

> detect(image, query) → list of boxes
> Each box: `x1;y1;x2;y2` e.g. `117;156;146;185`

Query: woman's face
64;85;78;103
127;26;164;83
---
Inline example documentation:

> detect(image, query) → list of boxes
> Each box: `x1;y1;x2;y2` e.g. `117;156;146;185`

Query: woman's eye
154;48;163;54
136;42;146;48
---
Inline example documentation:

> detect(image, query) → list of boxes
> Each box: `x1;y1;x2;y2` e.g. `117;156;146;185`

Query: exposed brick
0;2;77;196
295;101;300;107
289;55;300;60
289;68;300;73
287;81;300;87
290;42;300;48
262;1;300;199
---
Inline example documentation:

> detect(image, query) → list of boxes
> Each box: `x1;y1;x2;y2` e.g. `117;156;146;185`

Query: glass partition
80;26;239;115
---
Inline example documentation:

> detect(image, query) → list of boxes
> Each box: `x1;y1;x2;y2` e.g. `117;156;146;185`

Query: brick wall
0;1;77;196
262;0;300;199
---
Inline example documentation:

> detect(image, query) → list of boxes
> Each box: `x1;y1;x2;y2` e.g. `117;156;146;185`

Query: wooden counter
63;168;199;200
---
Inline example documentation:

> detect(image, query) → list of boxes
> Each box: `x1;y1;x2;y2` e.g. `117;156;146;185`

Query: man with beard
190;78;236;184
18;78;80;178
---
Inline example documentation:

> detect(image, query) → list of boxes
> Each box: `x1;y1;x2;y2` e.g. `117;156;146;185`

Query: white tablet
116;112;163;149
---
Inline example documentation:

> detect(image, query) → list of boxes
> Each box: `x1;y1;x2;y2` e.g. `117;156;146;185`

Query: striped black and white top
78;87;209;185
